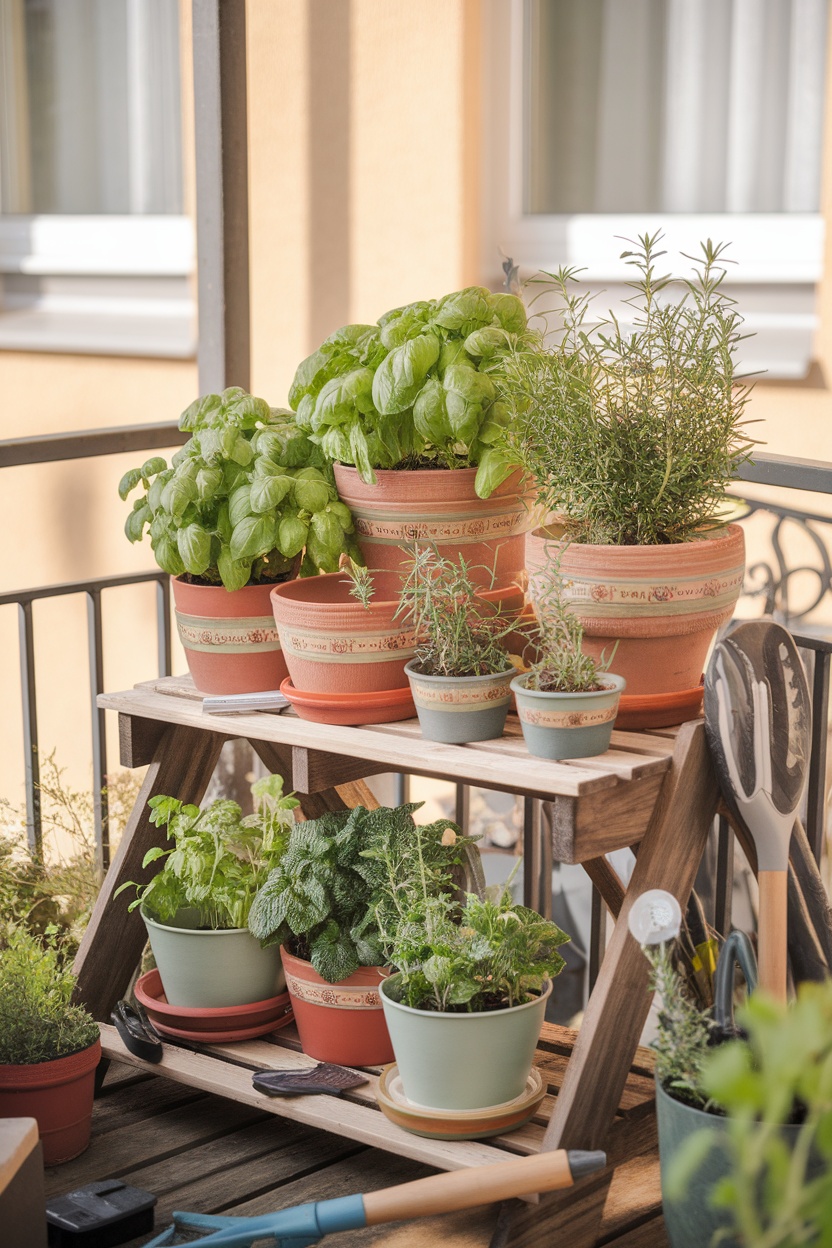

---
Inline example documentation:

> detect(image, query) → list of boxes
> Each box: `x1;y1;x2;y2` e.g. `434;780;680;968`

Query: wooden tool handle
363;1151;578;1225
758;870;788;1004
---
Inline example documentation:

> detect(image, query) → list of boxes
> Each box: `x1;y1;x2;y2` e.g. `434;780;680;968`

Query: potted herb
116;775;298;1008
503;235;751;724
0;925;100;1165
629;891;828;1248
248;802;473;1066
379;876;569;1111
510;548;625;759
287;290;539;588
119;386;356;694
398;547;521;744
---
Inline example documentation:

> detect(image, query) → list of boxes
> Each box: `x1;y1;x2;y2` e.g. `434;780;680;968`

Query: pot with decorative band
404;662;515;744
280;947;393;1067
510;672;626;760
526;524;745;707
270;570;415;694
172;577;288;695
333;465;538;589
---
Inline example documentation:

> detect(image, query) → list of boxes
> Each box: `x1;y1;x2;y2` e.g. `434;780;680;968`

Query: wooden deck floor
45;1055;669;1247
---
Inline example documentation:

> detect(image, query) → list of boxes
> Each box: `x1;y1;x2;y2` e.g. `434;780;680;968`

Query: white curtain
527;0;829;214
0;0;181;215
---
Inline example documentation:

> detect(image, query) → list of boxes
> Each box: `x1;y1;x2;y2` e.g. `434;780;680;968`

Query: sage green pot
380;974;552;1110
510;672;625;760
143;908;285;1008
404;661;515;744
656;1079;822;1248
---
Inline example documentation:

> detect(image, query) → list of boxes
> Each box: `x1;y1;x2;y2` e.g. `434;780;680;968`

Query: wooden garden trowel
704;621;811;1004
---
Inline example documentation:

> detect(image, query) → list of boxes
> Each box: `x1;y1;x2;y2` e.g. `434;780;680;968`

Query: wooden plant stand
74;677;719;1245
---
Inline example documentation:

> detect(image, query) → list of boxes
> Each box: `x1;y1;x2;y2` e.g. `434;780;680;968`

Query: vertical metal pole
192;0;250;392
87;589;109;870
156;576;172;677
714;814;734;937
806;648;830;864
18;601;41;856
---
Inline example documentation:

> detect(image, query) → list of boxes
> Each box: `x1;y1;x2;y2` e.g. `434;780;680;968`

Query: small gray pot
143;908;285;1008
404;661;514;744
510;672;625;759
380;974;552;1110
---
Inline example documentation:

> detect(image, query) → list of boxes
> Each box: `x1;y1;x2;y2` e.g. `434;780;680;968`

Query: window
0;0;194;357
483;0;830;378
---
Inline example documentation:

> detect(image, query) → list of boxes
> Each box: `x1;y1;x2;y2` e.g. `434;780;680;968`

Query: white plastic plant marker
628;889;682;946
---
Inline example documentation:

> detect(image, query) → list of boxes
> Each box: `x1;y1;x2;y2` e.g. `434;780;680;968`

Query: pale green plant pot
510;673;625;760
404;661;514;744
380;974;552;1111
143;908;285;1008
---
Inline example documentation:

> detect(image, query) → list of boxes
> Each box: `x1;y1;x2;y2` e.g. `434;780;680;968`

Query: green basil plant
288;287;541;499
119;387;358;591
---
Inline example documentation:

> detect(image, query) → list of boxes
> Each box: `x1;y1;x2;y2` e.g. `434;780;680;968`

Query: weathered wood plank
549;773;666;864
542;720;718;1152
118;712;167;768
73;724;228;1019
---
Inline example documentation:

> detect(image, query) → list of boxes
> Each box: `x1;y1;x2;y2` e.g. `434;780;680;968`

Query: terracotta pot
333;464;538;589
172;577;289;695
526;524;745;704
280;677;416;726
280;947;394;1066
270;571;414;694
0;1038;101;1166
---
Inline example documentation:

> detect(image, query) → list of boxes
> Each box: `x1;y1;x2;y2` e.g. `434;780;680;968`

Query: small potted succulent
629;890;829;1248
398;547;521;744
510;549;625;759
119;387;356;694
116;775;298;1008
287;289;540;589
0;925;100;1165
502;234;751;723
379;875;569;1111
249;802;474;1066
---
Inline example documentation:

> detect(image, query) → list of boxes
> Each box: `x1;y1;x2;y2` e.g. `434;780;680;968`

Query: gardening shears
144;1147;605;1246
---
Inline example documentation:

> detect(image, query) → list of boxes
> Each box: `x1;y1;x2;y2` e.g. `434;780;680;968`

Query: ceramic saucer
376;1064;546;1140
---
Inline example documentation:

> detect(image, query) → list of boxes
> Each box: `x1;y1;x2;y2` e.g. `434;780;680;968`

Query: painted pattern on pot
517;703;618;729
271;571;415;693
334;465;538;589
172;576;289;695
526;524;745;701
282;972;384;1011
280;947;394;1066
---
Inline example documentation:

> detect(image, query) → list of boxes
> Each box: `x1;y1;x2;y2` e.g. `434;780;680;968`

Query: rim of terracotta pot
280;945;390;988
528;521;744;559
134;968;289;1021
404;660;517;686
380;973;552;1018
270;569;402;617
510;672;626;700
333;462;528;503
0;1036;101;1085
280;675;414;709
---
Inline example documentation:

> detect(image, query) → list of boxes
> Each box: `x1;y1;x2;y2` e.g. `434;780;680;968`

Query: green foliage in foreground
500;233;756;545
667;982;832;1248
248;803;472;983
116;775;298;931
120;386;357;589
0;925;98;1065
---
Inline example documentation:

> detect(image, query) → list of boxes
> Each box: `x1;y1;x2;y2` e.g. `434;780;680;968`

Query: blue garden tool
145;1147;605;1246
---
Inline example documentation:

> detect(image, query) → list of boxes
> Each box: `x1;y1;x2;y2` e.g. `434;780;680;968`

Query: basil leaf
217;548;252;591
118;468;143;501
371;333;441;415
230;514;276;561
177;524;212;576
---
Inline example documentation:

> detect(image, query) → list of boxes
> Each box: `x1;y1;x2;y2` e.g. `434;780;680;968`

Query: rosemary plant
525;548;611;693
500;233;756;545
396;546;516;678
340;556;375;608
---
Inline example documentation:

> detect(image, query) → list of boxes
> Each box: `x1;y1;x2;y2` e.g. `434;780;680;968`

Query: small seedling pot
510;672;626;760
404;662;515;744
142;908;285;1009
280;947;394;1066
380;974;552;1111
0;1038;101;1166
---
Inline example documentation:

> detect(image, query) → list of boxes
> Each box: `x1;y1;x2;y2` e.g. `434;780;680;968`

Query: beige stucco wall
2;0;832;818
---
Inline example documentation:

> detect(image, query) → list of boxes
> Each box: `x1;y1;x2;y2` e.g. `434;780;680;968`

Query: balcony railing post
18;601;41;856
86;588;109;870
156;576;172;678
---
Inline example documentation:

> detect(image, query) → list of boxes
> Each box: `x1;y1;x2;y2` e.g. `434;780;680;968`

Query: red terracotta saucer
134;969;294;1043
614;682;704;730
280;677;416;726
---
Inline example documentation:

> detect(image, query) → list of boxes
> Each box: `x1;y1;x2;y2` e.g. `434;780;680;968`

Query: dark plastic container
46;1180;156;1248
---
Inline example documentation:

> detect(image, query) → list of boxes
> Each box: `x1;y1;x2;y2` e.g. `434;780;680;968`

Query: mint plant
248;803;473;983
0;925;98;1064
119;387;358;590
115;775;298;931
382;883;569;1013
289;288;541;497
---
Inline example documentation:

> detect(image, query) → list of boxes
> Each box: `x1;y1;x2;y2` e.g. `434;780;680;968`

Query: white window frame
481;0;826;379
